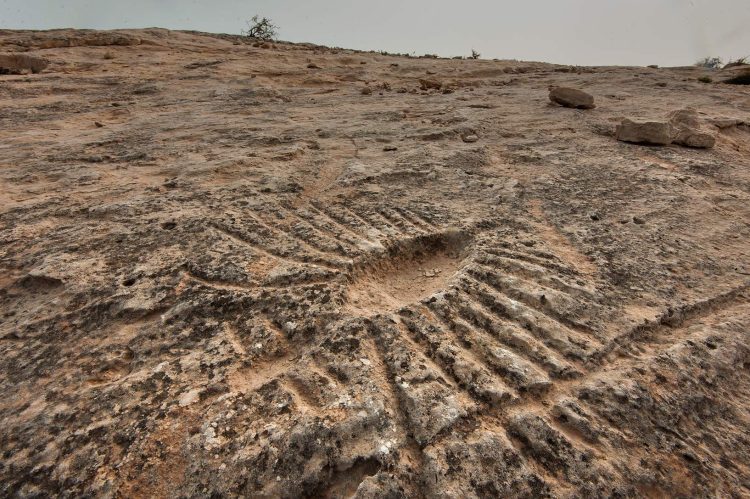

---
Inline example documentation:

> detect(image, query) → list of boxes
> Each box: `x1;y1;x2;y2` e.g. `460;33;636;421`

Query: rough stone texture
723;69;750;85
2;29;143;49
616;110;719;149
673;128;715;148
710;117;747;129
549;87;596;109
615;118;673;145
419;78;442;91
0;52;49;74
2;28;750;498
669;108;717;148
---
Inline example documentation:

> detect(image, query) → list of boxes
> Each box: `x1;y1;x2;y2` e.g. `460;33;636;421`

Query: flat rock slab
549;87;595;109
709;117;747;129
615;119;672;145
616;109;717;148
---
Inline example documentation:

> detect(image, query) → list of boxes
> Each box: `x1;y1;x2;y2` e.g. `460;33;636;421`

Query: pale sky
1;0;748;66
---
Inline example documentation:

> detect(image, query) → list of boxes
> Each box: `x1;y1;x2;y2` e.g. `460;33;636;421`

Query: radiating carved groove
307;202;377;244
484;247;579;277
366;315;474;447
395;207;440;231
457;276;596;361
280;207;363;253
464;265;597;335
209;223;341;270
250;211;354;261
593;281;750;364
379;208;428;236
324;204;389;241
428;292;581;380
473;255;592;297
293;207;368;251
396;312;516;407
402;306;550;397
357;210;406;238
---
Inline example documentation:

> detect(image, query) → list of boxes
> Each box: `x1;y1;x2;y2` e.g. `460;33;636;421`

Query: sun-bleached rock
668;108;716;148
616;109;716;148
615;119;672;145
709;117;746;129
549;87;596;109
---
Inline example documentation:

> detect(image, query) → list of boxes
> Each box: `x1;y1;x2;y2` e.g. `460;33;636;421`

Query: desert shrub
695;56;723;69
724;56;748;68
470;49;480;60
698;76;712;83
242;15;278;41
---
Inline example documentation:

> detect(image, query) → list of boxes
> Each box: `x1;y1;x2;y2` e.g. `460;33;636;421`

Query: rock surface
549;86;596;109
419;78;442;90
615;118;673;145
710;117;747;129
0;52;48;74
669;108;716;148
723;69;750;85
616;109;718;148
1;28;750;499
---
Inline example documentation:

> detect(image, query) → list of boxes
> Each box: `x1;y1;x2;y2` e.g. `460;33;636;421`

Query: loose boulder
615;119;672;145
616;108;717;149
549;87;595;109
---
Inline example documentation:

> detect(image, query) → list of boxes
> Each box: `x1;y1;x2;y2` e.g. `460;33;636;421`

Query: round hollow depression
344;230;471;317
